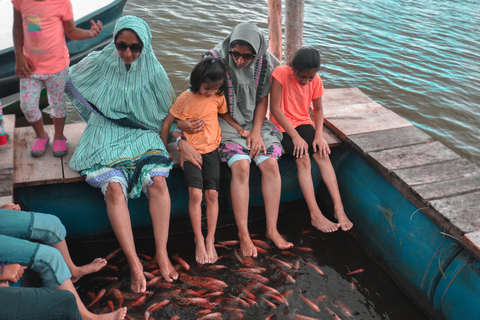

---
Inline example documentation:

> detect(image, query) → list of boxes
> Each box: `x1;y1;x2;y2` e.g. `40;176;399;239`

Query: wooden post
268;0;282;63
285;0;304;66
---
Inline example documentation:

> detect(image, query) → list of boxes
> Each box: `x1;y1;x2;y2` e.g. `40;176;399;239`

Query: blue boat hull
0;0;127;110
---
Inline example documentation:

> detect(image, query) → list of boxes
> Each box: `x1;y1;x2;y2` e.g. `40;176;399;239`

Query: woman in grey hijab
176;23;293;257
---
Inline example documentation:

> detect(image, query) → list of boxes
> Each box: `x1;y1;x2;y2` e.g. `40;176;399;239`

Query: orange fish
218;240;240;246
170;316;180;320
325;306;342;320
228;294;250;308
266;293;288;306
202;291;224;298
300;293;320;312
87;288;106;308
129;295;146;308
335;299;354;318
110;288;124;308
301;229;315;235
198;312;223;320
146;299;170;313
294;246;314;252
303;261;324;275
195;309;212;316
267;256;293;269
239;272;269;283
315;294;327;302
173;254;190;270
255;246;268;254
294;315;319;320
262;297;277;309
346;268;364;275
279;269;296;284
252;239;271;250
105;248;121;260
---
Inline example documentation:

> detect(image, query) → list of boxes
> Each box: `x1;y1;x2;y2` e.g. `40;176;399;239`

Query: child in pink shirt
270;47;353;232
12;0;102;157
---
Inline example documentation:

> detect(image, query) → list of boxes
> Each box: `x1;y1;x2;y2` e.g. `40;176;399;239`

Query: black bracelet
0;262;5;275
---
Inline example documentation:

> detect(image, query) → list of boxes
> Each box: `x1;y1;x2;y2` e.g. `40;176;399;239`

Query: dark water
71;201;428;320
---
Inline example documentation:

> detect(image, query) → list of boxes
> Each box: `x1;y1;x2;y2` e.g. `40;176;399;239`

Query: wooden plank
464;232;480;261
0;114;15;204
348;126;433;153
394;158;478;186
62;122;86;182
412;172;480;201
14;124;64;187
322;88;412;139
430;191;480;234
368;141;460;171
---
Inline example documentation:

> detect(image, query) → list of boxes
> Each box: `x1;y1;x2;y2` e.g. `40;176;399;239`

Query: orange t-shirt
12;0;74;74
169;90;228;154
269;65;324;132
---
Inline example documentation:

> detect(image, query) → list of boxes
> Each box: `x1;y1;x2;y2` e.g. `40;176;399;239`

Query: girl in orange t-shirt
270;47;353;232
161;57;246;265
12;0;102;157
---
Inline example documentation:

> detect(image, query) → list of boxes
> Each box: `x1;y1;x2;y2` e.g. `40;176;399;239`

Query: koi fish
105;248;122;260
351;280;356;290
202;291;224;298
107;300;114;312
346;268;364;275
110;288;124;308
228;294;250;308
267;256;293;269
279;269;296;284
301;229;315;235
129;295;146;308
294;315;320;320
252;239;271;250
325;306;342;320
173;254;190;270
300;293;320;312
170;316;180;320
237;267;266;274
315;294;327;302
262;297;277;309
198;312;223;320
303;261;324;275
214;244;230;249
255;246;268;254
266;293;288;306
145;299;170;314
218;240;240;246
335;299;354;319
87;288;106;308
280;251;295;257
239;272;269;283
294;246;314;252
205;264;227;271
195;309;212;316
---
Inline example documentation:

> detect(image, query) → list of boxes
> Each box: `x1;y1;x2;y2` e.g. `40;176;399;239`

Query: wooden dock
1;87;479;258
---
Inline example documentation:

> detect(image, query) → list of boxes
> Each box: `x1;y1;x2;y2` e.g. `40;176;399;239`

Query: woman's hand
177;118;205;134
238;129;250;138
247;130;266;158
178;139;202;170
1;203;20;210
313;136;331;158
0;264;26;284
292;134;309;158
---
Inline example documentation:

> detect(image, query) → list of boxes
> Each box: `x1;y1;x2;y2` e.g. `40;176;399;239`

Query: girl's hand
313;136;331;158
247;130;266;158
238;129;250;138
178;139;202;170
292;134;309;158
14;54;34;78
178;118;205;134
0;264;26;283
88;20;103;38
1;203;20;210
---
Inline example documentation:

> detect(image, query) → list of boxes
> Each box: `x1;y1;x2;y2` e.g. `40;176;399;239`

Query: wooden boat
2;88;480;320
0;0;127;113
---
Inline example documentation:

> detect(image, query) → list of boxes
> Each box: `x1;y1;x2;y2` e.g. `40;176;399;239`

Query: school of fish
75;232;364;320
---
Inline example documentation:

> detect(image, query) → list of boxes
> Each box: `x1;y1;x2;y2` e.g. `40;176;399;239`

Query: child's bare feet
130;268;146;293
205;238;218;264
238;233;257;257
155;252;178;283
96;306;127;320
71;258;107;283
311;211;340;233
194;239;209;265
266;230;293;250
334;209;353;231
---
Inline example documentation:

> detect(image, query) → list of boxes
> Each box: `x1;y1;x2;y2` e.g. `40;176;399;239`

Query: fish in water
346;268;364;275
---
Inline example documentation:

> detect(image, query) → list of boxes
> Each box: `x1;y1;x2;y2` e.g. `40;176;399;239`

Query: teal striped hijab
67;15;175;129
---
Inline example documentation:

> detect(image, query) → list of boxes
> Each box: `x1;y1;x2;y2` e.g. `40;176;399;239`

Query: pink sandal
53;137;68;157
31;134;49;157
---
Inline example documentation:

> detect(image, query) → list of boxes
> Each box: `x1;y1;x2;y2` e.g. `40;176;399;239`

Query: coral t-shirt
169;90;228;154
12;0;74;74
269;65;324;132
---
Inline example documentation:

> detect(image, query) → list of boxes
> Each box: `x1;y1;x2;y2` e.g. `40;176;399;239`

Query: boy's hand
88;20;103;38
14;54;34;78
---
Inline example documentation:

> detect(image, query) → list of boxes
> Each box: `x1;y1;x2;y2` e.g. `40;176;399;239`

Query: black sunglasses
115;42;143;53
229;50;255;61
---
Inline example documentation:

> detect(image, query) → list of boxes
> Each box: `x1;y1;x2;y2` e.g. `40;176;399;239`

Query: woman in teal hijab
176;23;293;257
66;16;178;292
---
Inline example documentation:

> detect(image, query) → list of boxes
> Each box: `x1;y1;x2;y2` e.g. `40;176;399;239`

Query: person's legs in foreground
312;152;353;231
204;188;219;264
296;155;340;232
257;157;293;250
229;159;257;257
188;185;207;264
148;176;178;282
105;182;146;293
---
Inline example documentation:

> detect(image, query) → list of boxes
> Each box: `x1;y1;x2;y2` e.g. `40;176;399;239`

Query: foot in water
130;268;146;293
238;235;258;258
95;306;127;320
335;209;353;231
71;257;107;283
266;231;294;250
311;212;340;233
155;252;179;283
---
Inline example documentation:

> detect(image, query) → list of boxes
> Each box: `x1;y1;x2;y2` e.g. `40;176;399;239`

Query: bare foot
195;240;208;265
96;306;127;320
205;239;218;264
238;234;258;258
130;269;146;293
266;231;293;250
335;210;353;231
155;252;178;282
311;212;340;233
71;258;107;283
